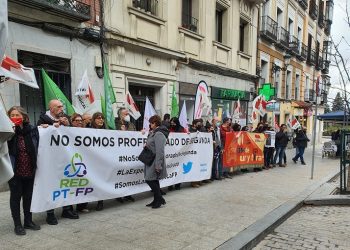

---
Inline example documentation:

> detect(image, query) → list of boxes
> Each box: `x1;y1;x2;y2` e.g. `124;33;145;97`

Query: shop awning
317;111;349;121
292;101;313;108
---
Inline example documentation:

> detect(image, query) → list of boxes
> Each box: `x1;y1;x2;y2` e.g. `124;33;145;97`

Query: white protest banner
31;127;213;212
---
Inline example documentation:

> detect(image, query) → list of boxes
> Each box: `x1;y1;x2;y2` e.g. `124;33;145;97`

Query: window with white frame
239;18;250;54
260;60;269;84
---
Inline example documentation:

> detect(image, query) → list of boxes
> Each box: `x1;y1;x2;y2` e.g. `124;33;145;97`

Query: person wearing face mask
211;117;223;180
168;117;185;191
7;106;41;236
115;108;136;203
273;124;289;167
115;107;136;132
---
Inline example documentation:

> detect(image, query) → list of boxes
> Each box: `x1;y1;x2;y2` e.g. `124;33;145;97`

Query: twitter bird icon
183;162;193;174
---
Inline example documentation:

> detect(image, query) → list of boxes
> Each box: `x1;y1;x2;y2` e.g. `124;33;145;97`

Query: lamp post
310;73;331;179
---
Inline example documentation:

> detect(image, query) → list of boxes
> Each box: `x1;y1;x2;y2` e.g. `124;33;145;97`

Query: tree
332;92;344;111
324;103;331;113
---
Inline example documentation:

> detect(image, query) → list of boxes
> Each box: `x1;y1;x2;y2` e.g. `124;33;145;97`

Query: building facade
104;0;261;129
2;0;103;122
257;0;333;141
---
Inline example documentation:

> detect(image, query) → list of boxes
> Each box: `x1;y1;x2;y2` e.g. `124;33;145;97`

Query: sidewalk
0;146;339;250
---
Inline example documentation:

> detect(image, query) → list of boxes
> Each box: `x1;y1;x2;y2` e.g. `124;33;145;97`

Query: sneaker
292;158;297;164
301;161;306;165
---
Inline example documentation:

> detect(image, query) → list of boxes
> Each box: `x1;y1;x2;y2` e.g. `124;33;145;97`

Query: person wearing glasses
90;112;106;211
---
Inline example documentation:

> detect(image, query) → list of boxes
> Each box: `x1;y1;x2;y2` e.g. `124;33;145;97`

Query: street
0;146;340;250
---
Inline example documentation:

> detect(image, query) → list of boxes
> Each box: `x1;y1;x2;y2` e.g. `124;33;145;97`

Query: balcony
305;89;316;102
309;0;318;20
289;35;299;55
276;27;290;50
325;22;331;36
260;16;278;43
318;11;325;28
9;0;91;21
307;48;316;66
132;0;158;16
297;0;308;10
322;60;330;74
182;12;198;33
316;54;323;70
297;43;308;61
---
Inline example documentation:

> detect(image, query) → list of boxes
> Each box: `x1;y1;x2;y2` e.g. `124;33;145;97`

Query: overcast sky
328;0;350;103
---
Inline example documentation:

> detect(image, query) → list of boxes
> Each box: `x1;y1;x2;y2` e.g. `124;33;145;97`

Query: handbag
138;146;156;166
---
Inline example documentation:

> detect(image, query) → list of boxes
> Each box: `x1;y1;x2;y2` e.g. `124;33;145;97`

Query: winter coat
37;113;56;126
115;118;136;131
144;126;169;181
295;130;309;148
275;131;289;147
7;123;39;174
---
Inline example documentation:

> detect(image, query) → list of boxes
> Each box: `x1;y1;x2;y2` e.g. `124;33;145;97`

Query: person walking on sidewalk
292;127;310;165
273;124;289;167
7;106;41;236
144;115;169;209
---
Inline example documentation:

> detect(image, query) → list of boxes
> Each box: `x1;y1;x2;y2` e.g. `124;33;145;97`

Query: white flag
74;70;95;114
125;91;141;120
143;97;156;130
0;101;14;185
287;116;301;130
179;100;189;132
0;0;7;60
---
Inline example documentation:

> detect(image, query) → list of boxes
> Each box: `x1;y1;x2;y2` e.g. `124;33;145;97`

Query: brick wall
80;0;101;27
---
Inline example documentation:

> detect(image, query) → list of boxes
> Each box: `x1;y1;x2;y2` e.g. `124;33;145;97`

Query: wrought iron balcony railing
297;43;308;61
316;54;323;70
289;35;299;55
318;11;325;28
309;0;318;20
298;0;308;10
132;0;158;16
307;48;317;66
322;60;330;74
260;16;278;43
276;26;290;50
182;12;198;33
325;22;331;36
9;0;91;21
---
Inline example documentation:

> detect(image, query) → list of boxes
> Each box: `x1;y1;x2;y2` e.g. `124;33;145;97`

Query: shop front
211;87;249;126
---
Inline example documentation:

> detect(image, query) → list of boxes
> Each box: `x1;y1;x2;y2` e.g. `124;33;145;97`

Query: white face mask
124;115;131;123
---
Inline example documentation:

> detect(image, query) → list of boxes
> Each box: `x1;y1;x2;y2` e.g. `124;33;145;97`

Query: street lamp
271;53;292;73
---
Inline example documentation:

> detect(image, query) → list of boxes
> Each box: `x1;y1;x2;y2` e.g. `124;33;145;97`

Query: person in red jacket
220;117;233;179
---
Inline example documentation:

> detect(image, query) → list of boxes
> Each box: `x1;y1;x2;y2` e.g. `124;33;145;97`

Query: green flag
102;63;116;129
41;69;75;115
170;84;179;117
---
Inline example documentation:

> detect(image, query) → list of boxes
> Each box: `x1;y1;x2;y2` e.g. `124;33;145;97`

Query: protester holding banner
273;124;289;167
264;127;276;169
168;117;185;191
91;112;107;211
7;106;41;235
144;115;168;209
292;127;309;165
37;99;79;224
220;117;233;179
115;107;136;203
211;117;223;180
115;107;136;132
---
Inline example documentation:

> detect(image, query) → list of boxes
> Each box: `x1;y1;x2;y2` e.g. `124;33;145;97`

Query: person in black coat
37;99;79;224
273;124;289;167
292;127;310;165
7;106;41;236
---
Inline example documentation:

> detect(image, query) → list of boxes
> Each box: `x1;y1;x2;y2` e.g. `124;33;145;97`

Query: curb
216;168;341;250
304;195;350;206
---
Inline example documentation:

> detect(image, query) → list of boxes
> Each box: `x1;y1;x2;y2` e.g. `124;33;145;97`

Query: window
297;27;302;49
133;0;158;16
295;74;300;100
275;70;281;98
288;18;293;36
277;8;283;27
216;9;223;42
262;0;270;16
239;18;249;53
182;0;199;32
261;60;269;83
286;70;292;99
305;76;310;100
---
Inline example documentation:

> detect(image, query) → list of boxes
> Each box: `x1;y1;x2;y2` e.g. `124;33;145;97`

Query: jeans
294;147;306;162
212;149;223;179
8;176;34;226
273;146;286;165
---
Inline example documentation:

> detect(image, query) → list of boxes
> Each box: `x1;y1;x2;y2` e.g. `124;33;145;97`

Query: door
129;85;155;131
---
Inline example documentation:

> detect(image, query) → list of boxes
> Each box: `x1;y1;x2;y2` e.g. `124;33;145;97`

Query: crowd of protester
5;99;309;236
